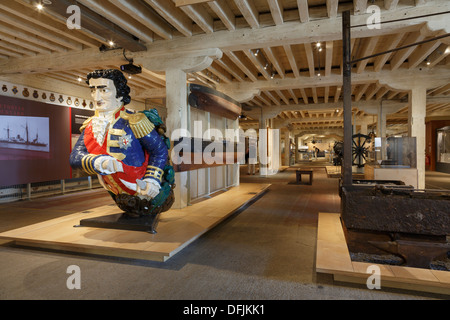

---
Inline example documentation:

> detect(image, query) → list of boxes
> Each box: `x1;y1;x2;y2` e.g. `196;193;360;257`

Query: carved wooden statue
70;69;174;233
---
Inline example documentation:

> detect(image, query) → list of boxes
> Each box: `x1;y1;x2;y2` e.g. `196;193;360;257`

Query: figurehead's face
89;77;123;113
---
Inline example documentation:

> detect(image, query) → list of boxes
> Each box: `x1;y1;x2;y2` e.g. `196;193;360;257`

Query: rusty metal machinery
341;184;450;269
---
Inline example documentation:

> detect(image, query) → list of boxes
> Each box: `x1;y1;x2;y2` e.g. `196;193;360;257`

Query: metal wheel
352;133;371;168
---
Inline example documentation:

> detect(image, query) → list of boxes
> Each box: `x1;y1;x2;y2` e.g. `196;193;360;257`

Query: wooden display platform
316;212;450;295
0;183;270;262
325;166;341;178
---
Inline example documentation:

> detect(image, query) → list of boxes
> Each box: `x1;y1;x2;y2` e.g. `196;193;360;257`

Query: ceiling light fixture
36;3;44;10
254;49;259;56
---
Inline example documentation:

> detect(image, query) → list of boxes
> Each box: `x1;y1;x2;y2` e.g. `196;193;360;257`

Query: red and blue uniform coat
70;107;168;196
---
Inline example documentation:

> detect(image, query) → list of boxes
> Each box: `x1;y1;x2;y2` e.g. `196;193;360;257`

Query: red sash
84;122;149;195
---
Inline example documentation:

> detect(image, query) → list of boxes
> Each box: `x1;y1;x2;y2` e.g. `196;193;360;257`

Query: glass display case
374;136;417;168
436;126;450;173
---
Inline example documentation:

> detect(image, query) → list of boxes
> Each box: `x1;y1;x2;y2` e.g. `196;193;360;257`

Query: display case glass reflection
374;136;416;168
437;126;450;164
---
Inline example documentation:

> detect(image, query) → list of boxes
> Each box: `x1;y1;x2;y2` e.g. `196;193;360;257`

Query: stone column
409;86;427;189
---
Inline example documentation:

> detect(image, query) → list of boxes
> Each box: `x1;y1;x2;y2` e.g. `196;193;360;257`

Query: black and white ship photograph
0;115;50;155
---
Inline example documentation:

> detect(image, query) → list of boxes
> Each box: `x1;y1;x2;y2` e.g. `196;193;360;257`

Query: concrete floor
0;163;449;300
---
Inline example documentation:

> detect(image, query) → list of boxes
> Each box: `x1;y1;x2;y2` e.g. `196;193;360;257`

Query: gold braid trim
127;113;155;139
144;166;164;183
81;154;97;175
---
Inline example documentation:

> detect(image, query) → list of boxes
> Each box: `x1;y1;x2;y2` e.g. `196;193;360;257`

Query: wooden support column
284;129;291;166
408;86;427;189
377;103;387;138
166;68;189;209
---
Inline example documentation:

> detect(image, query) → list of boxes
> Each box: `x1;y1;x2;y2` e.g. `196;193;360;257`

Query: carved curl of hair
86;69;131;105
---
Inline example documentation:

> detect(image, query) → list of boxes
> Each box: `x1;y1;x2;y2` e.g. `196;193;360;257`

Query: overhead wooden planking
41;0;147;52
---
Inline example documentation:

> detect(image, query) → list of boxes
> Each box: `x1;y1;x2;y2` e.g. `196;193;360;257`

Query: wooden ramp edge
0;183;270;262
316;212;450;295
325;166;341;178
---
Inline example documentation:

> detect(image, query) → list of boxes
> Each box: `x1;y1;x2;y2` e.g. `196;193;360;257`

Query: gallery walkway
0;163;448;299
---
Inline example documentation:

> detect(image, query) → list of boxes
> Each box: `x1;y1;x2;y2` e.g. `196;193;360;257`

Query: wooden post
166;68;190;209
342;10;353;187
409;86;427;189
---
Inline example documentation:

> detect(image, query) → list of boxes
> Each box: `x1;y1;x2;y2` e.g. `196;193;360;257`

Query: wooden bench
296;169;313;185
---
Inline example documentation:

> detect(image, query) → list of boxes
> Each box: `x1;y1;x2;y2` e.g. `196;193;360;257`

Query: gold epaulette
126;113;155;139
79;116;94;133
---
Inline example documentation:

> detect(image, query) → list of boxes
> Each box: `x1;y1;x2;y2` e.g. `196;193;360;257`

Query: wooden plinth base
0;183;270;262
316;212;450;295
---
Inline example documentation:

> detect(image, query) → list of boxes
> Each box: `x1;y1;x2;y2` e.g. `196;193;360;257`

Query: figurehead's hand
136;178;161;199
94;156;124;175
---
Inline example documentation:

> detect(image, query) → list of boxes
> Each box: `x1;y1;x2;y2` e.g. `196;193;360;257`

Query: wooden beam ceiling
0;0;448;135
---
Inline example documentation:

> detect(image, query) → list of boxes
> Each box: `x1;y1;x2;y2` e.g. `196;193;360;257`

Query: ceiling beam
44;0;147;52
133;0;449;54
297;0;309;23
217;65;450;97
267;0;284;26
2;1;448;74
109;0;174;40
174;0;213;6
208;0;236;31
234;0;260;29
178;3;214;34
144;0;193;37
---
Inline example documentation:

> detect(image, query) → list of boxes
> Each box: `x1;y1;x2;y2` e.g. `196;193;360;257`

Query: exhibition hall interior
0;0;449;300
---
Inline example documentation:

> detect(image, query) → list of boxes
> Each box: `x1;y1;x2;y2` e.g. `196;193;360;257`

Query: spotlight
77;77;82;82
109;41;115;47
36;3;44;10
239;113;247;120
316;42;321;48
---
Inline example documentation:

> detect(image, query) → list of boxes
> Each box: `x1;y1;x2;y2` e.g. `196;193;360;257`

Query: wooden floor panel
316;212;450;295
0;183;270;262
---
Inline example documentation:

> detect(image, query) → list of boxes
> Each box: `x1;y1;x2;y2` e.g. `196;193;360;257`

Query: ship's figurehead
70;69;174;221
